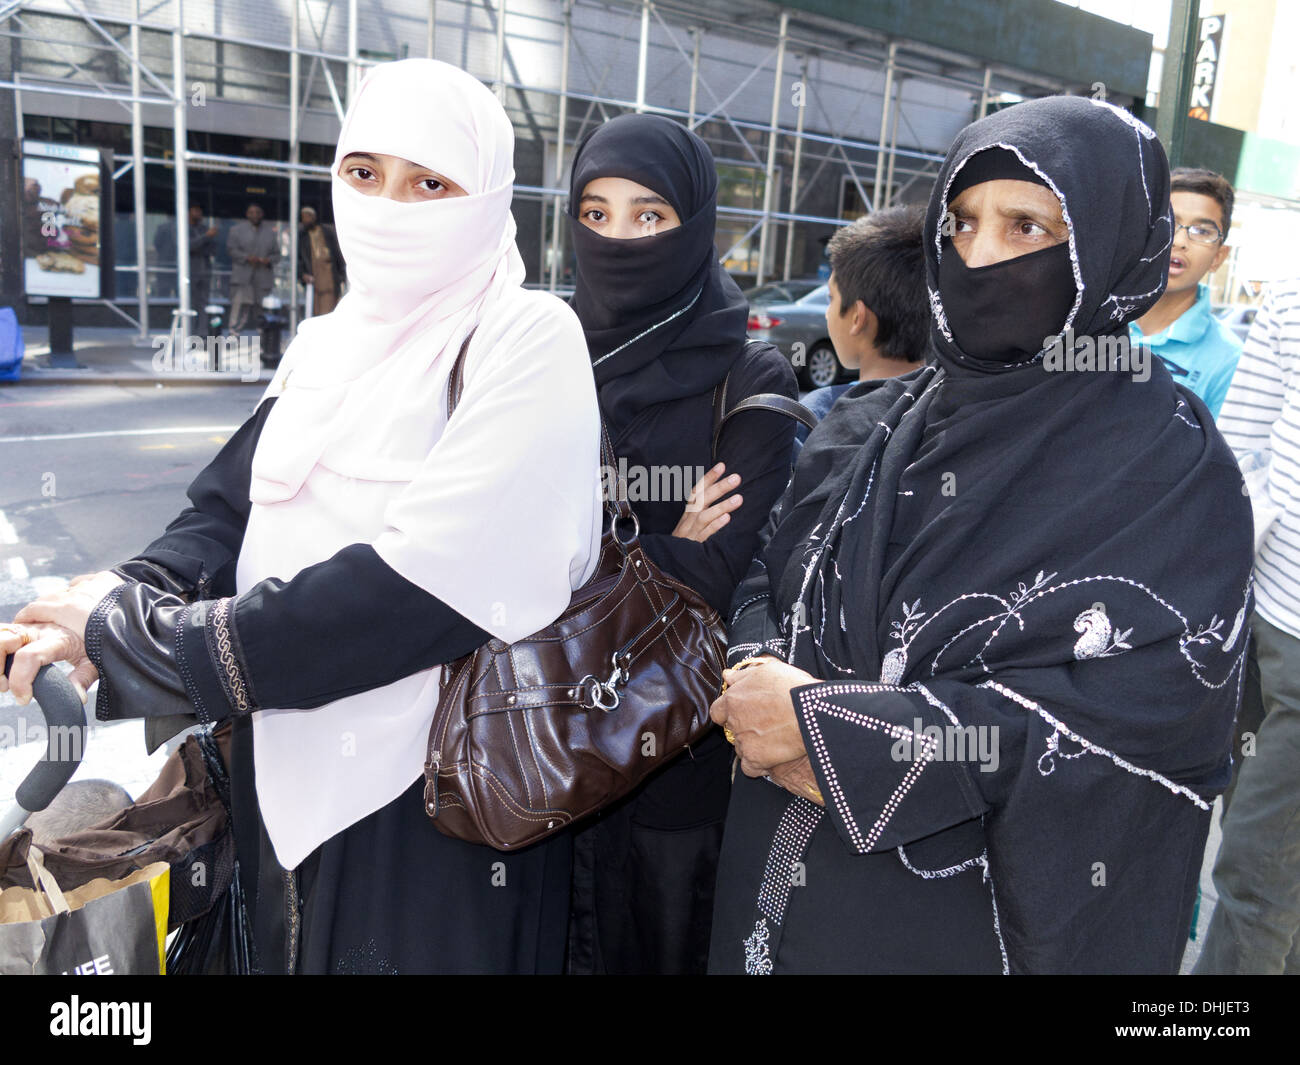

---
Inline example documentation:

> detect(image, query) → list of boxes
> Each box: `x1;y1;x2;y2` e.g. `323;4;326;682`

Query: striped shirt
1218;279;1300;639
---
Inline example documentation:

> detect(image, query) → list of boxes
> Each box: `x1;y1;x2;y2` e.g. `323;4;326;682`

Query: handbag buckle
578;653;631;712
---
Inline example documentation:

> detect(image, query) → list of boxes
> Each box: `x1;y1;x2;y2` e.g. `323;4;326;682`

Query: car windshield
798;285;830;308
745;280;824;305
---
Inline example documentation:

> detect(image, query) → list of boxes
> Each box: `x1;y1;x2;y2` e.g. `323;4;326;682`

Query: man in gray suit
226;203;279;333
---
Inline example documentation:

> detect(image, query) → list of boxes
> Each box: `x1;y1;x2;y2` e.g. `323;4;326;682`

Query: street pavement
0;330;1227;972
1;375;263;814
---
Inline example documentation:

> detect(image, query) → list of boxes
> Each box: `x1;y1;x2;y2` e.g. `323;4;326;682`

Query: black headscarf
925;95;1173;373
567;114;749;436
725;96;1253;972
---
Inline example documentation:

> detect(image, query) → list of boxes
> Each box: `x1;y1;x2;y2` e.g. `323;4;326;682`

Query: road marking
0;425;239;444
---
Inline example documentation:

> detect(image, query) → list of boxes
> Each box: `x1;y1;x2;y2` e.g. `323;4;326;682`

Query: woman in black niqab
709;95;1254;974
564;113;800;975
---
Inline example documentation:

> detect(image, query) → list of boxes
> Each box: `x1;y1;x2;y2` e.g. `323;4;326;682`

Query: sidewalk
10;326;276;386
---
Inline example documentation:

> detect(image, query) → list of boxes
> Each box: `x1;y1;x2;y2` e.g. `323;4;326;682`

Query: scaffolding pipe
427;0;436;59
687;26;699;128
782;52;807;281
883;75;902;207
172;1;189;352
872;40;895;214
494;0;507;101
635;0;650;113
130;0;147;339
347;0;359;104
547;0;572;293
755;8;788;286
977;64;992;119
288;0;301;334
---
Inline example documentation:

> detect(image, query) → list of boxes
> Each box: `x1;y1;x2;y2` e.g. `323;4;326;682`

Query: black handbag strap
711;341;818;459
446;326;478;421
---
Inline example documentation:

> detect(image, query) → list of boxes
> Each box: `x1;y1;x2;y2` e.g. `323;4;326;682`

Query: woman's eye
420;178;445;194
1016;220;1047;237
583;209;605;222
954;217;973;233
637;210;663;225
350;167;374;181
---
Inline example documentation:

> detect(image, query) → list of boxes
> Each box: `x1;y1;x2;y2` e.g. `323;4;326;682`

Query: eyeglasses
1174;220;1224;246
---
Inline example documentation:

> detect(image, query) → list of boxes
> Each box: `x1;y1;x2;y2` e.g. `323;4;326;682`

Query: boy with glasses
1129;167;1242;418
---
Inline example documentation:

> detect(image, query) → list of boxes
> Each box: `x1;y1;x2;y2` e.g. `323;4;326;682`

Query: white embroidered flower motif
881;647;908;686
1072;604;1132;660
883;599;926;683
1223;606;1247;652
1184;614;1226;650
743;918;774;975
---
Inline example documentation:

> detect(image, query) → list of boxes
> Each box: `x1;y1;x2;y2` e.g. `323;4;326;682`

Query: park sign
19;140;114;300
1188;15;1226;123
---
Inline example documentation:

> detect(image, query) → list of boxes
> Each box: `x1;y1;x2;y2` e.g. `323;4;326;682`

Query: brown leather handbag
423;333;814;851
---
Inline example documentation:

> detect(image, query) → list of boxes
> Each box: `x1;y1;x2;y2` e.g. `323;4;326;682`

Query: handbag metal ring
611;510;640;547
578;674;621;712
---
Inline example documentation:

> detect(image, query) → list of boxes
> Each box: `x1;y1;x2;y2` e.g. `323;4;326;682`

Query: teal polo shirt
1128;282;1243;418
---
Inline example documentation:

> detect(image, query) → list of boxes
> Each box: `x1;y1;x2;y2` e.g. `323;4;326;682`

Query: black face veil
567;113;749;431
925;95;1174;374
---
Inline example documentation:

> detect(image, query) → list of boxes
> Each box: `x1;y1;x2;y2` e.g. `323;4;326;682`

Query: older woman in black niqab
708;95;1253;974
564;113;799;975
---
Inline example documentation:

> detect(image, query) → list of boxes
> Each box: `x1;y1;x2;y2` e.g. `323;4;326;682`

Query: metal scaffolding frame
2;0;1093;337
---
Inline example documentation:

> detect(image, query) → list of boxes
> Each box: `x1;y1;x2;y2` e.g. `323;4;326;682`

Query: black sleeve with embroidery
790;677;1030;854
87;543;491;724
724;474;795;667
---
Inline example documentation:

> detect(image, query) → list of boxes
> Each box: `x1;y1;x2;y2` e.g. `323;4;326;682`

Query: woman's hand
0;621;96;705
14;570;124;639
3;571;124;704
710;658;821;799
673;463;742;542
766;754;824;806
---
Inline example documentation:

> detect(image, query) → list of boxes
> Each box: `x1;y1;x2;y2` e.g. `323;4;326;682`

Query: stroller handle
2;655;88;827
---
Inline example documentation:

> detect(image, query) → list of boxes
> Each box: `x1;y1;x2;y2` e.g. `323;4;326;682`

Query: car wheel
802;342;843;389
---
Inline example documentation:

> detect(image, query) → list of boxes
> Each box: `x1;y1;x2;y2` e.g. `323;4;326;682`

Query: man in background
1198;279;1300;973
226;203;278;333
188;203;217;326
1129;167;1242;418
298;205;346;317
795;205;929;450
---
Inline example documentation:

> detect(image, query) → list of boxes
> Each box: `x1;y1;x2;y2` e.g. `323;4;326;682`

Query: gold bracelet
720;655;771;692
721;657;769;745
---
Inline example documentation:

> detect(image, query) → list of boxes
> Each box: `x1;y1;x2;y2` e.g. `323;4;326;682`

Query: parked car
745;279;826;306
744;281;847;388
1212;303;1258;343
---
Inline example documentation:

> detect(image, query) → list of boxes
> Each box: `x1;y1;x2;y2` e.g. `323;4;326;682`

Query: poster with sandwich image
20;140;114;300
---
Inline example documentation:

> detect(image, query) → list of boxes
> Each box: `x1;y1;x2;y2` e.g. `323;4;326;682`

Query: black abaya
229;715;571;975
564;114;799;973
88;402;569;975
710;96;1254;975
